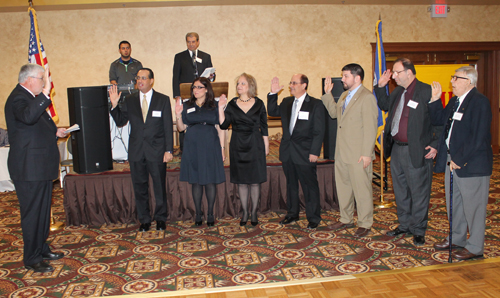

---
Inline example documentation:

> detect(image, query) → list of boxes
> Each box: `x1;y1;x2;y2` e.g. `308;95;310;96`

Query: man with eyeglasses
173;32;213;153
428;66;492;260
109;68;174;232
5;64;68;272
375;58;443;246
109;40;143;86
267;74;325;229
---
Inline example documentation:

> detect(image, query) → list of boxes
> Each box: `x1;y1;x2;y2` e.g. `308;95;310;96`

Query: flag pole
28;0;65;231
373;16;394;209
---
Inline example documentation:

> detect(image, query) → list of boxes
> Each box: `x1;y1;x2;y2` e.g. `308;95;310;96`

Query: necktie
142;94;148;122
445;97;461;145
289;99;299;135
391;89;407;136
342;92;352;114
192;51;198;77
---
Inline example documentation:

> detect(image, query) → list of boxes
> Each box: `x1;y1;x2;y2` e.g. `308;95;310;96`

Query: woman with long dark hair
176;77;225;227
219;73;269;226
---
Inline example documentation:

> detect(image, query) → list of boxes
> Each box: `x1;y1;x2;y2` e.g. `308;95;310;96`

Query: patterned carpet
1;154;500;297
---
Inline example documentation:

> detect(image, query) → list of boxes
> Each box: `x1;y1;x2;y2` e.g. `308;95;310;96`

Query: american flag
28;7;59;124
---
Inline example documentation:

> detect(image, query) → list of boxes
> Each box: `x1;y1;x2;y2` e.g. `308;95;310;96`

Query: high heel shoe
194;214;202;227
207;214;215;227
240;212;248;226
251;212;258;226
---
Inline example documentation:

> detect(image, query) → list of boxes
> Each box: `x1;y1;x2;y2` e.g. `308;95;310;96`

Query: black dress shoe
251;221;259;226
307;222;319;229
386;227;409;237
240;220;247;226
42;251;64;261
25;261;54;273
280;216;299;225
413;235;425;246
156;221;166;231
139;222;151;232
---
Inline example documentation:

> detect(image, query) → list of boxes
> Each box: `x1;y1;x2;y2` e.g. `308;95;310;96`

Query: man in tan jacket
322;63;378;237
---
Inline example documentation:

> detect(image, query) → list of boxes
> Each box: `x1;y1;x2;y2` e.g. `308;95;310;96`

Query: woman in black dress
219;73;269;226
176;77;226;227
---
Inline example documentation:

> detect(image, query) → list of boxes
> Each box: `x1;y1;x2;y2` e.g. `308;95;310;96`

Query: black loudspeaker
67;86;113;174
322;77;344;160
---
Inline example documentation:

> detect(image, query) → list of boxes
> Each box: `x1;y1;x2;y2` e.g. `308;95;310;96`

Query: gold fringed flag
28;7;59;124
373;19;388;150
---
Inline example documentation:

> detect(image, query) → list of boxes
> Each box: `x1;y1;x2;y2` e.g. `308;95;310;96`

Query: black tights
192;183;216;222
238;183;260;222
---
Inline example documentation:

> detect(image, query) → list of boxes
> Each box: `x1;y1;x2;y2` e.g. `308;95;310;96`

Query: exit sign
431;4;448;18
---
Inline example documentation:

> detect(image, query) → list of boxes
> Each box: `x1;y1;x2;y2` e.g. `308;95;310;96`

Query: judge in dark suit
5;64;67;273
267;74;325;229
429;66;492;260
172;32;212;152
375;58;442;246
109;68;174;232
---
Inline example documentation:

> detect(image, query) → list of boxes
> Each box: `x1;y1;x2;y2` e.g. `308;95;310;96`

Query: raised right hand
108;85;121;108
271;77;284;94
324;76;334;94
219;94;227;108
377;70;392;88
175;97;183;117
430;81;442;102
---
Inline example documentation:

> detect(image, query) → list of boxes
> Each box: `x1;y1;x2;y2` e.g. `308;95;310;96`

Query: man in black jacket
429;66;492;260
375;58;442;246
110;68;173;232
5;64;67;272
267;74;325;229
172;32;213;152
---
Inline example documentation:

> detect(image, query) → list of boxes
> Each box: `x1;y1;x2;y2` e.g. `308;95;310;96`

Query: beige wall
1;4;499;129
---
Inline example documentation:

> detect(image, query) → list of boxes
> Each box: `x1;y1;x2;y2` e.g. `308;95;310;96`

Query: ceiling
2;0;499;12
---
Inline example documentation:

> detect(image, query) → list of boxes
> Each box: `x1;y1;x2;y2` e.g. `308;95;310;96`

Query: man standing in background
109;40;143;86
172;32;213;152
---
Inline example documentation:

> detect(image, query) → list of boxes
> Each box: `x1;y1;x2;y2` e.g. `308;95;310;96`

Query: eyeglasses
30;76;43;80
392;69;406;76
451;75;469;81
192;85;206;90
289;81;302;85
135;76;149;81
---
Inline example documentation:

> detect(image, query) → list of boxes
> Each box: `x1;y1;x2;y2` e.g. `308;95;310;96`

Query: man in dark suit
429;66;492;260
5;64;67;273
172;32;212;152
375;58;442;246
109;68;174;232
267;74;325;229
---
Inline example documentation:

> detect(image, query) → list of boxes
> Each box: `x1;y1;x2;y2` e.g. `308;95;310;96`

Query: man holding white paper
172;32;213;152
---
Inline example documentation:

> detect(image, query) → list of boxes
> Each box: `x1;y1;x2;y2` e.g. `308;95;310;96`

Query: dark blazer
110;89;173;162
267;93;325;165
5;84;59;181
172;50;212;98
375;80;442;168
428;87;492;177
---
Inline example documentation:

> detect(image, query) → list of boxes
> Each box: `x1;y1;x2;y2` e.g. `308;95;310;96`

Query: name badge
195;57;202;63
453;112;463;121
152;111;161;117
298;111;309;120
407;100;418;109
187;107;196;113
183;98;189;102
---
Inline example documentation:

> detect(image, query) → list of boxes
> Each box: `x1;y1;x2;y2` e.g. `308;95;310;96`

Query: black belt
394;140;408;146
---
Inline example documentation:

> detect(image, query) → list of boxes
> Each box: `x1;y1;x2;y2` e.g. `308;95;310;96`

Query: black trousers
129;157;167;223
282;159;322;224
13;180;53;266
